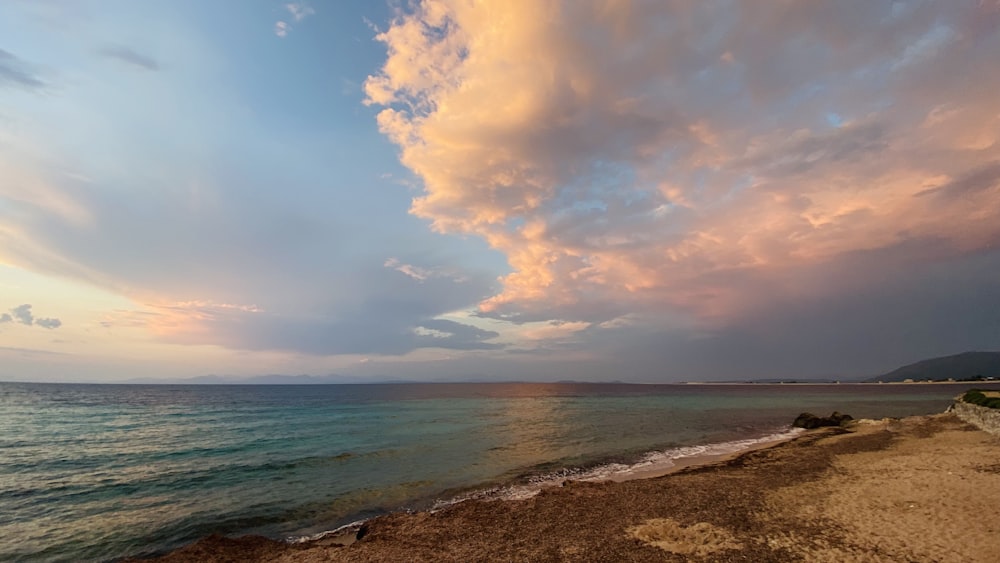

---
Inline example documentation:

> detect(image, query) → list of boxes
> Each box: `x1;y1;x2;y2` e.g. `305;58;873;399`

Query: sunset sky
2;0;998;382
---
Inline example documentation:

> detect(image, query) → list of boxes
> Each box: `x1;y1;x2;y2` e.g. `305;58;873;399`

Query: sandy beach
145;413;1000;562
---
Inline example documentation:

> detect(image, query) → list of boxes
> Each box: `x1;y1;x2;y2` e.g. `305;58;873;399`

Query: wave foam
290;427;805;543
285;519;366;544
433;427;804;507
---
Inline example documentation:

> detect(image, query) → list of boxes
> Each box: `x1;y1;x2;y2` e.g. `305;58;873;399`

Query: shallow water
0;381;976;561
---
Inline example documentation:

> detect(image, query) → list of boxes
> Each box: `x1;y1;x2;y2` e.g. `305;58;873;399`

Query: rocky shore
143;413;1000;562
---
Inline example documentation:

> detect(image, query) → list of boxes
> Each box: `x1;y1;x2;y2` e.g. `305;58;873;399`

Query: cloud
36;317;62;329
10;304;34;325
3;304;62;329
285;2;315;22
4;0;998;380
520;320;591;341
98;45;161;71
0;345;68;357
275;2;314;38
116;297;500;355
0;112;500;357
89;254;499;356
366;0;1000;328
384;257;468;283
413;318;499;349
591;244;1000;381
384;257;431;281
0;48;45;90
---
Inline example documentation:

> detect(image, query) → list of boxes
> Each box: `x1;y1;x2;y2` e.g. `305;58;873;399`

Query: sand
144;413;1000;562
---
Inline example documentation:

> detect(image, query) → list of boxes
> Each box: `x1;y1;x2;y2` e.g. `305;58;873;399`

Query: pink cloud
367;0;1000;324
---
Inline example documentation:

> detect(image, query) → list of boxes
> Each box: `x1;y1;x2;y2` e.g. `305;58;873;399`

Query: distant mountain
869;351;1000;383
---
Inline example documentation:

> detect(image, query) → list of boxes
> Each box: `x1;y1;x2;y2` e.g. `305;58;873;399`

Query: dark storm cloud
589;244;1000;381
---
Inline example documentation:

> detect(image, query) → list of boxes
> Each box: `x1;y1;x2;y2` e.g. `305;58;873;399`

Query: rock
829;411;853;425
793;411;854;429
793;412;822;429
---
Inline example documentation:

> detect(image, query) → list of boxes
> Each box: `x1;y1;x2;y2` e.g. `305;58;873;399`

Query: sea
0;381;982;562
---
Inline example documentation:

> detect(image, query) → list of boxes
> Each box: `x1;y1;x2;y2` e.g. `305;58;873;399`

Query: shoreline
278;426;805;547
276;425;805;552
430;426;805;502
142;411;1000;562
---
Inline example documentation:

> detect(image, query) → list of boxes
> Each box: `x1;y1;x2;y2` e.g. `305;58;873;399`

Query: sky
1;0;999;383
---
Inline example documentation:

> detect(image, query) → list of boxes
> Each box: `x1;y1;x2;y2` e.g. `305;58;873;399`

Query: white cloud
285;2;315;22
275;2;314;37
520;321;590;341
172;300;264;313
384;257;469;283
384;257;430;281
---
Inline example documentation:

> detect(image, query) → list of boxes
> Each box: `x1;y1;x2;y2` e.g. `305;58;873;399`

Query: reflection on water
487;395;575;466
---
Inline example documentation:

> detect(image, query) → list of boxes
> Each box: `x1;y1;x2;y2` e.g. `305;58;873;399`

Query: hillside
869;351;1000;383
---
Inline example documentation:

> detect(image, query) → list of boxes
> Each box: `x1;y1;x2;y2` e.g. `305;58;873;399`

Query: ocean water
0;381;974;562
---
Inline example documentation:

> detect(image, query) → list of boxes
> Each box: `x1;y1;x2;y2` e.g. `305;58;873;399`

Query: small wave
432;427;804;508
285;519;367;544
580;427;804;480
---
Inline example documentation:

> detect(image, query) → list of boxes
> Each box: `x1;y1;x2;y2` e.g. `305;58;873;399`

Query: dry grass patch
627;518;742;556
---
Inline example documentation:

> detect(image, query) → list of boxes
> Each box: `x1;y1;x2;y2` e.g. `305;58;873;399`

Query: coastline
274;426;806;548
143;411;1000;562
424;426;805;504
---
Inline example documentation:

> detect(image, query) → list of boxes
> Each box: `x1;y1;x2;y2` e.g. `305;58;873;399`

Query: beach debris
627;518;743;556
792;411;854;429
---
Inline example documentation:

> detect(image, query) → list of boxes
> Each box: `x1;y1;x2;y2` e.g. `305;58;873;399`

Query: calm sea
0;381;978;561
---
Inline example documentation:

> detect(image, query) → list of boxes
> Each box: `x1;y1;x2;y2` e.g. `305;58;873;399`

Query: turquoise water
0;381;975;562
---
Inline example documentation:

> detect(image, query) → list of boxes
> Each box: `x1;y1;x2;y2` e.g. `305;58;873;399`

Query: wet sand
144;413;1000;562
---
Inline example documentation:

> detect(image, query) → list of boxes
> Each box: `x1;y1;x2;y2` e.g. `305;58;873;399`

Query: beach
145;412;1000;562
6;382;996;561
